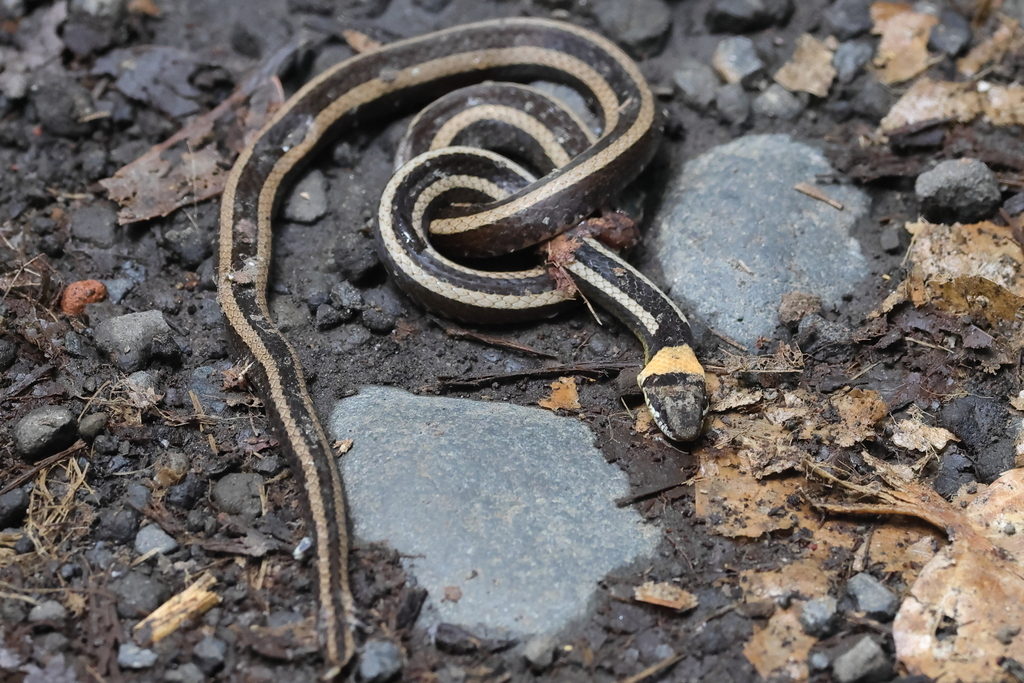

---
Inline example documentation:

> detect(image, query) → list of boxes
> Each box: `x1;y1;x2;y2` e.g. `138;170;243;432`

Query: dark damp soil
1;0;1022;682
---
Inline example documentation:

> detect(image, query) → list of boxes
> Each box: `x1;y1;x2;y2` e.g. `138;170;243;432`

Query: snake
218;17;708;675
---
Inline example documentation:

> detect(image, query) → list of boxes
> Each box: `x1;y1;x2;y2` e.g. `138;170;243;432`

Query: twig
616;652;684;683
615;476;693;507
1;363;54;399
432;361;631;390
430;317;557;359
0;440;87;496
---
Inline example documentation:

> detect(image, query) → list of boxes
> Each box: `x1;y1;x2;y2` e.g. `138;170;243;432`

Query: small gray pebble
0;488;29;528
716;83;751;125
847;572;899;620
752;83;804;120
28;600;68;625
673;59;720;111
358;639;403;682
96;507;140;543
915;158;1002;224
523;635;556;670
118;642;159;670
832;635;892;683
0;337;16;371
833;41;874;84
164;662;206;683
112;571;171;618
78;412;108;439
211;473;264;518
14;406;78;461
799;596;838;637
192;634;227;675
135;524;178;555
712;36;764;87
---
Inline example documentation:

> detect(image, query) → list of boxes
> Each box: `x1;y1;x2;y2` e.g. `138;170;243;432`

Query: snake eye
640;372;709;442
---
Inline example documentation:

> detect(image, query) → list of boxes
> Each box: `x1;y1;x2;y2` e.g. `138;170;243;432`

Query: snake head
637;345;709;442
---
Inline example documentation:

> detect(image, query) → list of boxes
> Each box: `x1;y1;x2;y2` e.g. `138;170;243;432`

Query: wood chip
794;182;843;210
133;573;220;646
633;581;698;611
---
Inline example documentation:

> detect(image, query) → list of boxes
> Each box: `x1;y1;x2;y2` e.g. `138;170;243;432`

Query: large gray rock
650;135;870;347
329;387;658;638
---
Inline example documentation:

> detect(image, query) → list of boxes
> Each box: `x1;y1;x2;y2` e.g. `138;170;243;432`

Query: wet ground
2;0;1023;682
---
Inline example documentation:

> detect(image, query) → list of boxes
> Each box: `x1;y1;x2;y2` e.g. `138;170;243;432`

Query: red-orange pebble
61;280;107;315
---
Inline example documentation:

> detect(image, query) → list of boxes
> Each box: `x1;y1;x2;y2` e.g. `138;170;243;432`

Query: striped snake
218;17;708;675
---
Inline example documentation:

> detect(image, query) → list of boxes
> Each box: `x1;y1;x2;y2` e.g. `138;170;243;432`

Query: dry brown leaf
870;3;939;84
879;78;983;132
894;471;1024;682
808;457;1024;682
99;146;229;225
867;523;941;584
633;581;699;611
980;81;1024;125
957;16;1022;76
1011;390;1024;412
742;607;817;681
538;377;581;412
890;418;958;452
831;388;887;447
902;220;1024;325
774;34;837;98
958;468;1024;558
694;449;804;537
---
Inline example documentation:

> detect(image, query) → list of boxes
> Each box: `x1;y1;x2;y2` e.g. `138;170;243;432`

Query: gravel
928;9;971;55
824;0;873;40
832;636;892;683
590;0;672;58
673;59;720;111
93;310;176;372
523;634;557;670
833;41;874;84
712;36;764;86
716;83;751;125
752;83;804;120
705;0;794;33
846;573;899;620
111;570;171;618
95;506;141;543
117;643;158;670
915;158;1002;224
211;473;264;518
70;202;119;248
14;406;78;461
78;412;108;439
134;524;178;555
799;596;838;637
192;635;227;675
28;599;68;625
0;337;16;371
358;639;403;683
0;489;29;529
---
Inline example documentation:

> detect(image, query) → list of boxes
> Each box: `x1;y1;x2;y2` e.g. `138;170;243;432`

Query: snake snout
640;372;709;442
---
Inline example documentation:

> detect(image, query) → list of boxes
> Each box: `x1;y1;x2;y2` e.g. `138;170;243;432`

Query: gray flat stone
329;387;657;638
650;134;869;347
134;524;178;555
